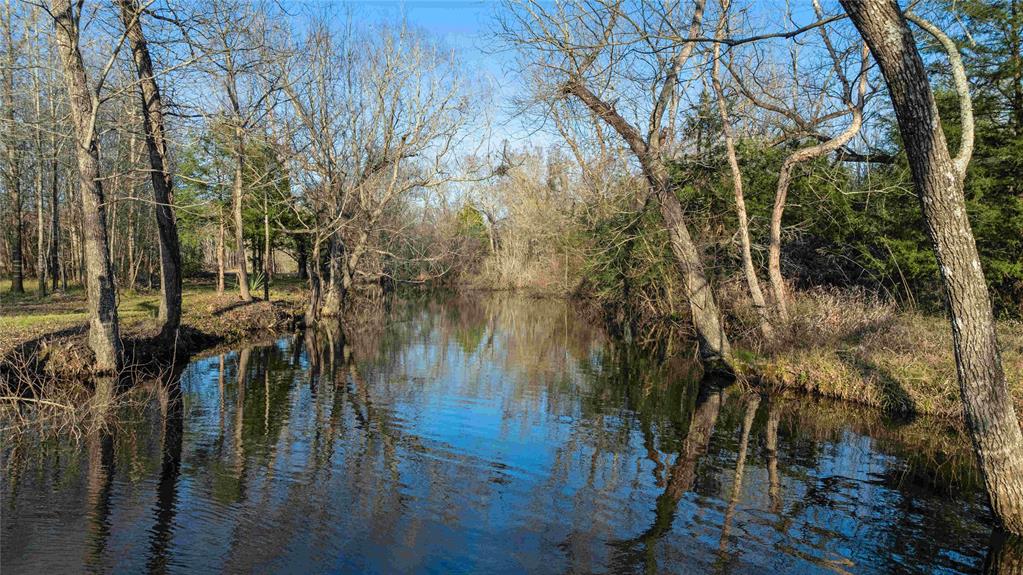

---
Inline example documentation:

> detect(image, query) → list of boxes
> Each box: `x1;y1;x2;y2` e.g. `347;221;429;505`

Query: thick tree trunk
841;0;1023;534
650;163;733;372
50;0;121;372
118;0;182;340
319;236;342;317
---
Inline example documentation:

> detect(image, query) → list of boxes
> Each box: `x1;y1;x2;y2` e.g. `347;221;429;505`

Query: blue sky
345;1;543;150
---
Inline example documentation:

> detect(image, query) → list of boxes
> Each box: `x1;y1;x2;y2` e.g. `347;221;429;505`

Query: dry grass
744;287;1023;422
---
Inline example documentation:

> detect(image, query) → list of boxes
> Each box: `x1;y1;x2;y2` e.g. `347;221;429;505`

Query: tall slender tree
2;0;24;294
117;0;182;341
504;0;734;372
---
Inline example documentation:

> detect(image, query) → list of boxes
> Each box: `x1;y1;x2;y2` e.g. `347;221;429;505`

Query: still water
1;295;1009;573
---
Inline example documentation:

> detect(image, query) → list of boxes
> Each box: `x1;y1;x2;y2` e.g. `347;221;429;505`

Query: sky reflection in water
1;295;1007;574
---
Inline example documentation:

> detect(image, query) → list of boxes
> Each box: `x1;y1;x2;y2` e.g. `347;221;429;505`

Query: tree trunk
305;240;322;324
33;58;46;296
654;183;733;371
232;128;251;302
117;0;182;340
50;0;122;372
49;153;59;291
263;190;270;301
35;143;46;296
841;0;1023;534
319;236;341;317
296;236;308;281
768;107;865;322
711;16;772;338
217;210;225;295
2;8;23;294
565;53;734;373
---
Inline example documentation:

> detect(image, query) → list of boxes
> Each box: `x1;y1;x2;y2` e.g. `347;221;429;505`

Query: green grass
0;275;308;355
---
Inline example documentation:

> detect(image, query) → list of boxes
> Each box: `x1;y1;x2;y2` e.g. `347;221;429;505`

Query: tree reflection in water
0;295;1011;574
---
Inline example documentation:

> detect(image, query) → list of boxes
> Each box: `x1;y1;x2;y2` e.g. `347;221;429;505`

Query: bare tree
504;0;734;372
840;0;1023;534
1;0;24;293
722;1;869;322
711;0;772;337
117;0;182;340
198;0;279;302
280;19;467;320
48;0;122;371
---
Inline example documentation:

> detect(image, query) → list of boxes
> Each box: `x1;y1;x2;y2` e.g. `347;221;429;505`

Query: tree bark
841;0;1023;535
32;51;46;296
305;239;322;324
232;127;251;301
50;0;121;372
767;67;866;322
711;2;772;338
117;0;182;340
263;189;270;301
2;5;23;294
49;148;59;291
217;209;225;295
566;78;734;373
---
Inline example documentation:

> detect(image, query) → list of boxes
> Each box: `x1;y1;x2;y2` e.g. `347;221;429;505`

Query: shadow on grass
212;299;261;317
837;351;918;417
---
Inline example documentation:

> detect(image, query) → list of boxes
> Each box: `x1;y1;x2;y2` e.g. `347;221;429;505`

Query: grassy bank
1;278;304;383
732;289;1023;423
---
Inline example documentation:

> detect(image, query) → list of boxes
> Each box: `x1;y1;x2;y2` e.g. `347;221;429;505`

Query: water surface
1;295;1008;573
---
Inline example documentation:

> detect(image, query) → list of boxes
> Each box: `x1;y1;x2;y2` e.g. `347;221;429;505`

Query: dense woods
1;0;1022;535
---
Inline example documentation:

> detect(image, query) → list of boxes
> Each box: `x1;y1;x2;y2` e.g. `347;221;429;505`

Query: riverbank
3;280;1021;424
634;286;1023;423
1;279;304;384
740;289;1023;423
570;282;1023;424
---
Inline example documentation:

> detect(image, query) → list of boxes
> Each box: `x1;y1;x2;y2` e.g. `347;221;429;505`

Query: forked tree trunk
117;0;182;341
50;0;121;372
841;0;1023;534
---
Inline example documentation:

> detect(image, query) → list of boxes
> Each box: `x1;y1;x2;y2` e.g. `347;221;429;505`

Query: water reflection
0;294;1016;573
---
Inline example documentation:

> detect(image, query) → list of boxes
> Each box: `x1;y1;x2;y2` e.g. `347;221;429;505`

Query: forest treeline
0;0;1022;533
